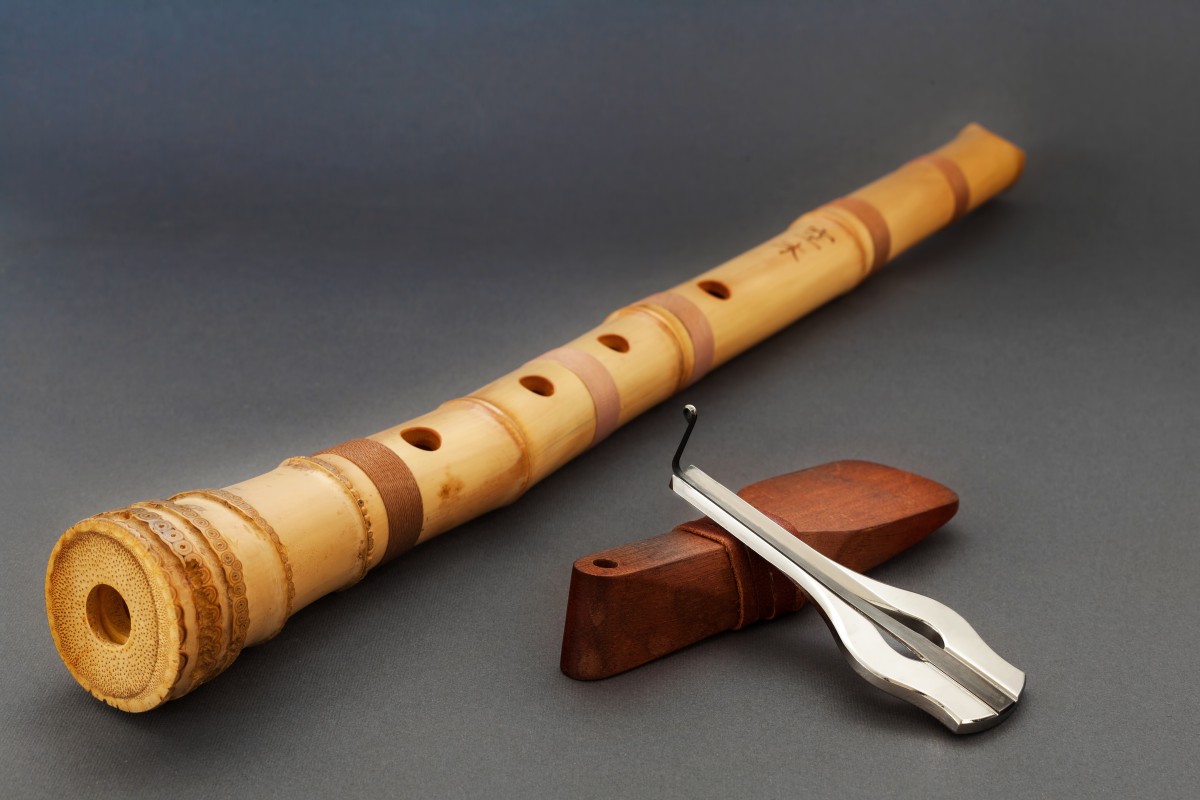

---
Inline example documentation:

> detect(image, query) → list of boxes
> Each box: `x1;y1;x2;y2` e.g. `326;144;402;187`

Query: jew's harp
668;405;1025;733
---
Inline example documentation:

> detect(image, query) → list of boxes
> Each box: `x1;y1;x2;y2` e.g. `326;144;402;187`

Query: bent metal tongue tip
668;405;1025;734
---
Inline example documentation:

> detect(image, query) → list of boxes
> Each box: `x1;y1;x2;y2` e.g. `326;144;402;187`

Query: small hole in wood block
86;584;131;645
598;334;630;353
592;558;618;569
400;427;442;451
698;280;731;300
520;375;555;396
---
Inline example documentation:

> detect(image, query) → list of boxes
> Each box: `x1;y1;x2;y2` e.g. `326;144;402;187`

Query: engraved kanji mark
777;225;836;261
779;241;806;261
801;225;836;250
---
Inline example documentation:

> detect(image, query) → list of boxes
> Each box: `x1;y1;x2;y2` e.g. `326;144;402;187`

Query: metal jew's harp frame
668;405;1025;733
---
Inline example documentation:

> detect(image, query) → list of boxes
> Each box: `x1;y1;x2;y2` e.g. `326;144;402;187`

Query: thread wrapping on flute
537;348;623;446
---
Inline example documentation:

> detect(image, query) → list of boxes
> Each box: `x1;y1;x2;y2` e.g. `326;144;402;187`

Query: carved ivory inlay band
172;488;293;638
135;501;249;676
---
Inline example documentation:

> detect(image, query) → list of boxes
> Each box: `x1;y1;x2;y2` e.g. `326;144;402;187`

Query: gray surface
2;2;1198;798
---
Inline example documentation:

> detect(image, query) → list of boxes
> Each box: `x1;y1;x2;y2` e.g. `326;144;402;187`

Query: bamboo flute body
45;124;1024;711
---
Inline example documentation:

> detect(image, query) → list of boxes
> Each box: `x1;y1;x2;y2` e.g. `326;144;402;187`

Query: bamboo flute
45;124;1025;711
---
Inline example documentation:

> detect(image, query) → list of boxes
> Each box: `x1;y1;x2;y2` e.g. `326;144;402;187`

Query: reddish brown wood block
560;460;958;680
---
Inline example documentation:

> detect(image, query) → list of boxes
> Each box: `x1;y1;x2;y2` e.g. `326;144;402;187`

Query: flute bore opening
401;427;442;451
519;375;555;397
598;334;630;353
593;558;618;569
698;280;731;300
86;584;131;646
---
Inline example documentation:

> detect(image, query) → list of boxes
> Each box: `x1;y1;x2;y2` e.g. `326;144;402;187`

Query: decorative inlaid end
45;515;188;711
45;500;248;712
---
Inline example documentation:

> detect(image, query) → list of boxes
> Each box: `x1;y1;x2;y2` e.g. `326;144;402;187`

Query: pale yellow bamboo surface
45;124;1024;711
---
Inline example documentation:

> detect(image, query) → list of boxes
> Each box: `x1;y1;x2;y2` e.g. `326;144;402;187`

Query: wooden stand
560;461;958;680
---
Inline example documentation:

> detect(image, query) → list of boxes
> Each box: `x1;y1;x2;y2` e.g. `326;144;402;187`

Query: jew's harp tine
668;405;1025;733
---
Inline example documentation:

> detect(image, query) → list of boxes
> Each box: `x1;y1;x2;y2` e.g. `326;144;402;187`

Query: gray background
2;2;1197;798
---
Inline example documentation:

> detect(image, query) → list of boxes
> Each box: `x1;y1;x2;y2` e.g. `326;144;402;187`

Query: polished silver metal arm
669;405;1024;733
